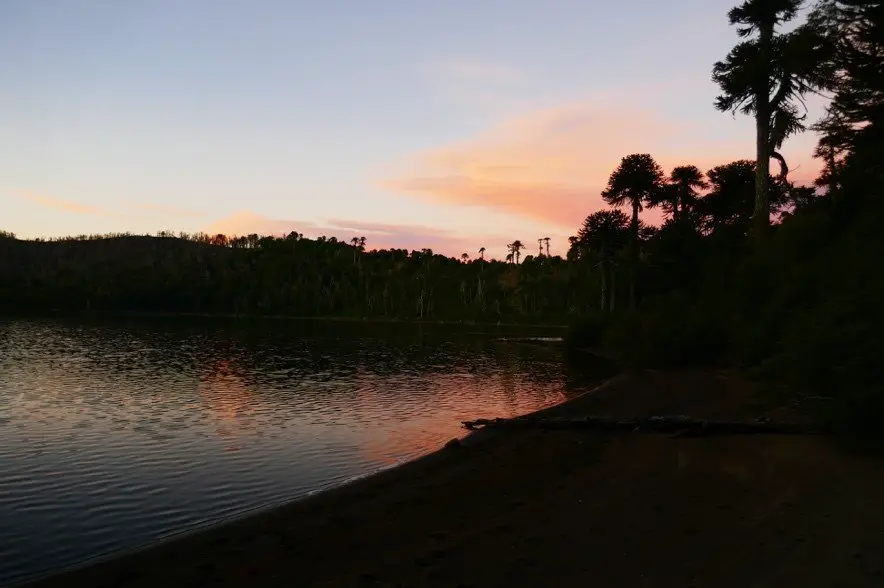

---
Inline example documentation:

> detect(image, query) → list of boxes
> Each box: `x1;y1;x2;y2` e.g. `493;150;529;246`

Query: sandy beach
22;369;884;587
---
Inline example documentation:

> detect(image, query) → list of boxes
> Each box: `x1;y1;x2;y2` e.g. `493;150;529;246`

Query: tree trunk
826;150;838;195
629;199;639;310
770;150;789;184
609;263;616;313
599;257;609;313
753;23;774;239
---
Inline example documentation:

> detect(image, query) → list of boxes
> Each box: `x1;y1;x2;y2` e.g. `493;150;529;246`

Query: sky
1;0;827;259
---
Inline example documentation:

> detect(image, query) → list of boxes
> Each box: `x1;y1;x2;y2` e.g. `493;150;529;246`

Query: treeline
0;151;815;324
0;231;603;322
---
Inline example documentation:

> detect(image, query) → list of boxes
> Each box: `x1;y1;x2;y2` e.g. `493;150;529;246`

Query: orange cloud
18;191;207;221
381;102;819;228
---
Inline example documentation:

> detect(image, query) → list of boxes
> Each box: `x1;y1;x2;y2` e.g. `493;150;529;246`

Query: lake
0;317;604;586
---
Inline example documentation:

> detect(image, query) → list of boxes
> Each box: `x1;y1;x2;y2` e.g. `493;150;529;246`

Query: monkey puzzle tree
670;165;708;224
809;0;884;187
713;0;832;238
602;153;665;308
698;160;759;234
696;159;790;235
509;240;525;264
575;209;631;313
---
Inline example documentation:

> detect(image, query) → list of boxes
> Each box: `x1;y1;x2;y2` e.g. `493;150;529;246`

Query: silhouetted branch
771;150;789;183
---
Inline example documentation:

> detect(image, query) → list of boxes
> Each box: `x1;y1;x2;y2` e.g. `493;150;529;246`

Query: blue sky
0;0;824;258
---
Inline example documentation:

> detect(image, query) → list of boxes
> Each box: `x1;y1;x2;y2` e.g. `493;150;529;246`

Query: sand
22;369;884;587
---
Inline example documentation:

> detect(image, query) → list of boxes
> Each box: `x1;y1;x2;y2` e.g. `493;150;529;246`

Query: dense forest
2;1;882;423
0;230;597;322
0;155;813;324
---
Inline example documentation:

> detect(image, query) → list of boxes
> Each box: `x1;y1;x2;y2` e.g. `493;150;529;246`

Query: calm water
0;318;600;585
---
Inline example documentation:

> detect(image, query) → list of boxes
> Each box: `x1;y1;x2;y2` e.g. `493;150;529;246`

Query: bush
564;313;611;350
641;300;726;368
731;186;884;434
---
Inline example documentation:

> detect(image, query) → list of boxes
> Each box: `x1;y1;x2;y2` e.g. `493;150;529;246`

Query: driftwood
461;415;832;437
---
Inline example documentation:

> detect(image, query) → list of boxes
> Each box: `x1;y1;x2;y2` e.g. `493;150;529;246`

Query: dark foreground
25;371;884;587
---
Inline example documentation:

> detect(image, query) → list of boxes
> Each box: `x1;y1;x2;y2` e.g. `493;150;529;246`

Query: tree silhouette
566;236;580;261
659;165;708;225
602;153;665;308
543;237;551;257
478;246;486;261
696;159;788;235
508;240;525;264
810;0;884;184
575;210;631;313
713;0;831;238
780;184;818;218
461;252;469;263
697;160;758;234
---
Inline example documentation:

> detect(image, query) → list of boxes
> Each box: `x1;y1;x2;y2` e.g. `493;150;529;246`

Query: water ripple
0;318;575;586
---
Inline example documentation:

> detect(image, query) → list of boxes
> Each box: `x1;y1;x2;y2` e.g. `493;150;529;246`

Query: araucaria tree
669;165;708;224
509;240;525;264
712;0;831;238
809;0;884;187
575;209;631;313
602;153;664;308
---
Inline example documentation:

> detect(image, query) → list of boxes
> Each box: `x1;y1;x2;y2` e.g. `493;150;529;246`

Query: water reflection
0;317;594;585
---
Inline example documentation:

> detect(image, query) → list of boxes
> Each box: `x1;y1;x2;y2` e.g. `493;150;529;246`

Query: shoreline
16;370;622;587
22;368;884;587
0;310;570;331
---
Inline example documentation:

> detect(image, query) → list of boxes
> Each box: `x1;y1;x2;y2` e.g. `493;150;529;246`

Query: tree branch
770;74;792;109
770;150;789;183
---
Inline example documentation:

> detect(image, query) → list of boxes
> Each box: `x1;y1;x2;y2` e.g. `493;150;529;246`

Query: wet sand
24;370;884;587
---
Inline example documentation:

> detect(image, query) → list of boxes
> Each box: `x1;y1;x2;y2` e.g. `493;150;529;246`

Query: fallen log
461;415;833;436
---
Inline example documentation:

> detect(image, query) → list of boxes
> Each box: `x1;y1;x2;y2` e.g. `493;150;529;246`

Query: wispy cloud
17;191;209;221
18;191;126;218
381;99;819;228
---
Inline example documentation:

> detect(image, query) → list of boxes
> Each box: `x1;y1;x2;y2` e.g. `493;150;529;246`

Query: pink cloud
381;101;820;228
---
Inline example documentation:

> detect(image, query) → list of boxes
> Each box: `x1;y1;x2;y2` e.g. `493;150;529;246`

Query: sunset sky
2;0;825;259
